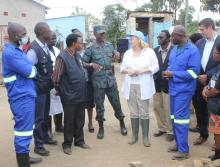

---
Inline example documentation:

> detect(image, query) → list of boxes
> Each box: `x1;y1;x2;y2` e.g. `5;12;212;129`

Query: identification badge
210;79;216;88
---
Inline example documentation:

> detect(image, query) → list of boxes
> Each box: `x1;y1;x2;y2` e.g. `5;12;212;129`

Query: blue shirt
2;43;37;101
168;42;201;96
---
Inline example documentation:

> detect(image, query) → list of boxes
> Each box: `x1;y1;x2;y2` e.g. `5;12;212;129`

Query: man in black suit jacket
153;30;174;142
193;18;220;145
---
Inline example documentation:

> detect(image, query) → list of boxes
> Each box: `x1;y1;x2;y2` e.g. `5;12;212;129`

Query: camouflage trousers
94;85;125;122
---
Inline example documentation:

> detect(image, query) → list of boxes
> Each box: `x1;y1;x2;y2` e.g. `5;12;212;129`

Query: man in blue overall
163;25;201;160
2;22;42;167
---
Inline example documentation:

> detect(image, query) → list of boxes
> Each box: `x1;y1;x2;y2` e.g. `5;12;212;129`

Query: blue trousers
170;95;191;153
34;93;50;149
10;96;35;153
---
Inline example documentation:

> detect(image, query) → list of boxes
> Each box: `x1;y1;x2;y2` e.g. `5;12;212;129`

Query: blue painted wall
153;21;172;48
46;15;87;47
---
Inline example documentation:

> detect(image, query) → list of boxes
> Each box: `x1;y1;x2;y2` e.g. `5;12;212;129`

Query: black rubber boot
16;153;30;167
97;121;104;139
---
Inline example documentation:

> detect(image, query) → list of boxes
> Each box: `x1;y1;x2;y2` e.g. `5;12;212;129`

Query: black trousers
192;84;209;138
34;92;50;148
62;103;85;148
42;93;51;141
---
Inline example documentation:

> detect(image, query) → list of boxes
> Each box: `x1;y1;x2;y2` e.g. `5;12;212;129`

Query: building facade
0;0;48;83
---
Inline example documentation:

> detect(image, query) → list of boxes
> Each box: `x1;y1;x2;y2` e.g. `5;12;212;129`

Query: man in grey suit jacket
193;18;220;145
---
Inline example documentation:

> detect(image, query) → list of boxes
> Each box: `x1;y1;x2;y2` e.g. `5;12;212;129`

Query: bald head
8;22;25;39
171;25;187;45
173;25;186;37
7;22;27;46
48;31;57;47
34;22;51;43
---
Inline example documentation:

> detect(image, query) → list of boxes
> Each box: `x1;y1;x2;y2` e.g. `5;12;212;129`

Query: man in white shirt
26;22;56;156
193;18;220;145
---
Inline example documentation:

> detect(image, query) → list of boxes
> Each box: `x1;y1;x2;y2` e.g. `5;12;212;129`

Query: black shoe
97;127;104;139
120;127;127;136
16;153;30;167
89;128;95;133
63;147;72;155
153;131;166;137
55;126;64;133
209;149;220;161
34;147;50;156
189;127;200;133
120;119;127;136
45;137;58;145
166;134;174;142
88;124;95;133
209;154;220;161
29;156;42;164
75;143;90;149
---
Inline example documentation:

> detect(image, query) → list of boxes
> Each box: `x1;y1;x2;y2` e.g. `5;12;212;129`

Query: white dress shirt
121;48;159;100
201;35;217;71
26;38;49;65
49;46;60;67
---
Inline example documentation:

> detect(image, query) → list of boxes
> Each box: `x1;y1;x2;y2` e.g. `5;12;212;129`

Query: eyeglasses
157;36;164;39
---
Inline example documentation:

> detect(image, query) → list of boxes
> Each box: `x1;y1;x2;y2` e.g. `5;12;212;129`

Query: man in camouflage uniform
83;25;127;139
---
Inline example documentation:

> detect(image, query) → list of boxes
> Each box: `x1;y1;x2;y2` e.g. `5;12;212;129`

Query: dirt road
0;64;213;167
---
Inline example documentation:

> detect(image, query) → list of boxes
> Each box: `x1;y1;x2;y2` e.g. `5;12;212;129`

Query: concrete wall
0;0;46;40
47;15;87;47
0;0;47;83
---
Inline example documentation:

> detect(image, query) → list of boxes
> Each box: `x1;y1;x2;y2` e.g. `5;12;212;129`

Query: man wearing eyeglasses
153;30;174;142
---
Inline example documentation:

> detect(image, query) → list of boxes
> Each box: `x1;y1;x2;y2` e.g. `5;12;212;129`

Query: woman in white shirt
121;31;159;147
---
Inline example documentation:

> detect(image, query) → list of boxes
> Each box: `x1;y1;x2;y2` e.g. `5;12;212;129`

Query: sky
38;0;220;21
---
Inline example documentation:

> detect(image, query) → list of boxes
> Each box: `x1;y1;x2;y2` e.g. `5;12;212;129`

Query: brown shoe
167;145;178;153
193;136;207;145
172;152;189;160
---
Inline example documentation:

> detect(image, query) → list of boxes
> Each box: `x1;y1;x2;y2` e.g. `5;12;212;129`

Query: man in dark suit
193;18;220;145
153;30;174;141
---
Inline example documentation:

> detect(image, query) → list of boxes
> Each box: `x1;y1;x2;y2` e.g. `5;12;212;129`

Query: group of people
2;17;220;167
2;21;128;167
120;17;220;161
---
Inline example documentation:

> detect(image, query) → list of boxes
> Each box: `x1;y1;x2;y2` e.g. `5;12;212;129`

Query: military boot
16;153;30;167
141;119;151;147
97;121;104;139
129;118;139;145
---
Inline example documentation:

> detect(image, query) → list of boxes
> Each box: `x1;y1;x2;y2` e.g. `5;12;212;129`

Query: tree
166;0;182;23
102;4;127;46
176;6;195;26
71;7;101;30
135;0;182;23
186;21;199;36
71;7;86;16
87;14;101;28
201;0;220;13
135;3;152;11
